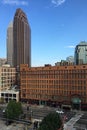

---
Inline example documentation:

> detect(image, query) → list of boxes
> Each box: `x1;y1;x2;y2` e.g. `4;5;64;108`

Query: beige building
0;65;16;92
7;22;13;67
0;90;19;103
0;58;7;66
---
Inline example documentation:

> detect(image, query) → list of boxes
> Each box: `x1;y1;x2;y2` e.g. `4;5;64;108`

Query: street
0;104;86;130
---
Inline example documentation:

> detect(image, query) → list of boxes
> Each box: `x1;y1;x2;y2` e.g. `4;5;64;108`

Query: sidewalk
0;120;25;130
64;111;83;130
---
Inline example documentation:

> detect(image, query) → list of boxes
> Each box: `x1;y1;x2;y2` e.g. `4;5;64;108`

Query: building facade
55;60;74;66
0;58;7;66
13;8;31;68
0;66;16;92
66;56;74;64
74;41;87;65
7;22;13;67
20;64;87;110
0;90;19;103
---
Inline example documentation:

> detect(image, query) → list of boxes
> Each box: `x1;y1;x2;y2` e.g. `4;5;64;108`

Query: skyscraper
7;22;13;67
13;8;31;68
74;41;87;65
66;56;74;63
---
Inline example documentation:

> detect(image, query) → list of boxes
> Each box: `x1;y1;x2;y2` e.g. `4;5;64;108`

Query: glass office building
74;41;87;65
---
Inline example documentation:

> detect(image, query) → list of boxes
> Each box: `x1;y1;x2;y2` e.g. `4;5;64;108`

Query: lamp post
79;100;81;111
31;110;33;120
6;108;9;125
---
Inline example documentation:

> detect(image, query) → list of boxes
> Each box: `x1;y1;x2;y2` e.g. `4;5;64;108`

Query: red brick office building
20;64;87;110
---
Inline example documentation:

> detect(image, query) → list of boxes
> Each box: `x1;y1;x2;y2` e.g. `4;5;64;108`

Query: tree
38;112;63;130
0;97;4;104
5;100;23;120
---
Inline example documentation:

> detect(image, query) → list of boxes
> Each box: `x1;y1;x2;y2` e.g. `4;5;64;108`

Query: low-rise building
55;60;74;66
0;89;19;102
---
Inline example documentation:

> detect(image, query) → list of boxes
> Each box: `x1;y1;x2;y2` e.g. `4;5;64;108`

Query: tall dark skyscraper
13;8;31;68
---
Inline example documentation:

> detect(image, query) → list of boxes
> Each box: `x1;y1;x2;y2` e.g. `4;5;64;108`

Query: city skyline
0;0;87;66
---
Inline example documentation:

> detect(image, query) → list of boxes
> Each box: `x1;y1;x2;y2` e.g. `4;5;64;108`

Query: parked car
56;110;64;114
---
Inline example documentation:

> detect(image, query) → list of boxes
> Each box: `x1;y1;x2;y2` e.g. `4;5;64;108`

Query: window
13;94;16;97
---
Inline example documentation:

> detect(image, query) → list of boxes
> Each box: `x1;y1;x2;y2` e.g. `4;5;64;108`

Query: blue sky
0;0;87;66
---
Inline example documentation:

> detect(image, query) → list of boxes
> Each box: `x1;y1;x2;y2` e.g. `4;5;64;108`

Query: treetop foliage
38;112;63;130
5;100;23;120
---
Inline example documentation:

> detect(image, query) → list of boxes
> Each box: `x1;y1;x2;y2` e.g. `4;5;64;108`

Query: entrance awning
72;97;81;104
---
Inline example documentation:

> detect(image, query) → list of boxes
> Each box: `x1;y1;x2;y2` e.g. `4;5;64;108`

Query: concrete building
7;22;13;67
0;66;16;92
20;64;87;110
0;90;19;103
55;60;74;66
0;58;7;66
13;8;31;68
74;41;87;65
66;56;74;64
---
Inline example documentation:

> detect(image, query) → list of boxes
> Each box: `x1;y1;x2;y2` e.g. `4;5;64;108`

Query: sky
0;0;87;67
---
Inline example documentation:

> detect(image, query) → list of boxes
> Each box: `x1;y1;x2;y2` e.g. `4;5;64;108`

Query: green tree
5;100;23;120
38;112;63;130
0;97;4;104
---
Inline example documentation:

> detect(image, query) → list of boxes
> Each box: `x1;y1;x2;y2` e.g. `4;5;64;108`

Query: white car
56;110;64;114
3;109;6;113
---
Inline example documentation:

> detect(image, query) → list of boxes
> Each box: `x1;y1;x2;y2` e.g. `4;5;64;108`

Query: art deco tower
13;8;31;68
7;22;13;67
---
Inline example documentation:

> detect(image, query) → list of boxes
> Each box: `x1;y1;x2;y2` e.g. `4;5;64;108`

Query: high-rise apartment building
13;8;31;68
74;41;87;65
7;22;13;67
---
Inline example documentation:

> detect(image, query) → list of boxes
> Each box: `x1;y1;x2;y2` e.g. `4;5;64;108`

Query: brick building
20;64;87;110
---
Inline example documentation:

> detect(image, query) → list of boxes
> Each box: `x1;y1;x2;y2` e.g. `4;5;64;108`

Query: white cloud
2;0;28;6
66;45;75;48
51;0;66;6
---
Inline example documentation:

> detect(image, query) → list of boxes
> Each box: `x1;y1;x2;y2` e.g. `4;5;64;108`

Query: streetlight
27;106;29;111
30;110;33;120
79;100;81;111
5;108;9;126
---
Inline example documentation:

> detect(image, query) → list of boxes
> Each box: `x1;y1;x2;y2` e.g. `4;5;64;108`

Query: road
23;105;57;120
0;104;57;130
0;104;85;130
